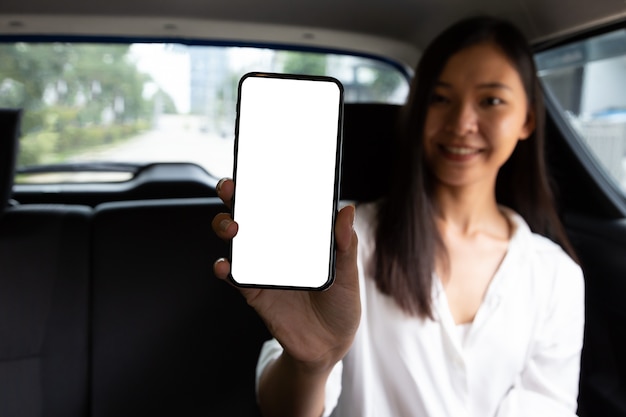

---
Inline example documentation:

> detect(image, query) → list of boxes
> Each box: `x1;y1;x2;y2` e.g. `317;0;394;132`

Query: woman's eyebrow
477;82;512;91
434;81;512;91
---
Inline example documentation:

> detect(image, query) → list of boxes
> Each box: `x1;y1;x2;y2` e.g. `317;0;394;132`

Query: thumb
334;205;358;287
335;205;356;253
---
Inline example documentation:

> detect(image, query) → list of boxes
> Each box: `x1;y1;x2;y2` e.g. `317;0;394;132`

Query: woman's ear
519;108;536;140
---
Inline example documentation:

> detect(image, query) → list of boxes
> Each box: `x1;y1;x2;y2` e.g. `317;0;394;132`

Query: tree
280;51;327;75
0;42;177;133
0;42;177;166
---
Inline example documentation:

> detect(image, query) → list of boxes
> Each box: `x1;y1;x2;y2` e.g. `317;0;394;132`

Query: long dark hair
374;16;578;319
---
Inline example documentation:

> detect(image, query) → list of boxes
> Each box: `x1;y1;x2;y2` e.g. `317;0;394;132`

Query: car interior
1;0;626;416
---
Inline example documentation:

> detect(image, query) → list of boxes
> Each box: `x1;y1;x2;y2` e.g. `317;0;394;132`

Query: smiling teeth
445;146;477;155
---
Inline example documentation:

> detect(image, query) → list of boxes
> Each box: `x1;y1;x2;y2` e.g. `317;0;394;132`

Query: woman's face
423;42;535;190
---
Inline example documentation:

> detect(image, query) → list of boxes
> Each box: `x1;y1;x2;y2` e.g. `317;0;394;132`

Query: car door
536;22;626;416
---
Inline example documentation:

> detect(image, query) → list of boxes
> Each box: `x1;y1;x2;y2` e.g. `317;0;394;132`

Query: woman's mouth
439;145;481;161
443;145;479;155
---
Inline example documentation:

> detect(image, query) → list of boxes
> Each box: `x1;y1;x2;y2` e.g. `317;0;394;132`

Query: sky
130;43;191;114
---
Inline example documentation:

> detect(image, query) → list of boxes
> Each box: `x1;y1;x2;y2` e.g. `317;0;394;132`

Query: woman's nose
445;102;478;135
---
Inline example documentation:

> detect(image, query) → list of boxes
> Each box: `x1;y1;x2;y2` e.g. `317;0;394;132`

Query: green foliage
280;52;327;75
369;70;403;101
0;42;175;167
151;89;178;114
18;117;149;166
19;131;59;166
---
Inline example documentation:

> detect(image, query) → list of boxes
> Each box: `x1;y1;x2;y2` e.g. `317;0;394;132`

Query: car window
536;28;626;193
0;42;410;183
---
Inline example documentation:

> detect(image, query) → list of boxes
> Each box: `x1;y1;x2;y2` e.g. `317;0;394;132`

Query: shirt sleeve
255;338;344;417
496;256;585;417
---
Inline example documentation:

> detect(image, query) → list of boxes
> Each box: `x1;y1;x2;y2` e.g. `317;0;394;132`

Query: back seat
1;103;401;416
91;198;270;416
0;109;92;417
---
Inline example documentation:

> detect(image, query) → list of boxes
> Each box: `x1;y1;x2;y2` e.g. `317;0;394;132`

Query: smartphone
229;72;344;290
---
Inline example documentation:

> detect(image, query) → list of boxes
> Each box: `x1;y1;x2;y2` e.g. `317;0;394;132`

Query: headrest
340;103;401;203
0;109;22;213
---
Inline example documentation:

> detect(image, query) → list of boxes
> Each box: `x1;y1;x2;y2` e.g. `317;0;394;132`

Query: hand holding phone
213;180;361;379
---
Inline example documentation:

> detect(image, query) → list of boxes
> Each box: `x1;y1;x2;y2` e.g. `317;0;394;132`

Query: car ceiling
0;0;625;68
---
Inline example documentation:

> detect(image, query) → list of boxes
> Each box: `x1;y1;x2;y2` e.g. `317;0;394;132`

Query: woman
212;16;585;417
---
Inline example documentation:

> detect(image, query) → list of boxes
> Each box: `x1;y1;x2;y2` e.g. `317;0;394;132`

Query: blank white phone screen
230;74;343;289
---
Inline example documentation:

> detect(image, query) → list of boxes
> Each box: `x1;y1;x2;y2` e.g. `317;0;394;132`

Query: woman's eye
483;97;504;106
430;93;449;104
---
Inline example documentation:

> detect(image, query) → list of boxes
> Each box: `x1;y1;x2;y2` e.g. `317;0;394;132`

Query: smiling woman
212;16;585;417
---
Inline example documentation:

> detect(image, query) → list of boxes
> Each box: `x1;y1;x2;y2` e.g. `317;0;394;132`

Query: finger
216;178;235;209
334;204;359;291
213;257;263;303
335;205;356;253
212;212;239;240
213;257;231;280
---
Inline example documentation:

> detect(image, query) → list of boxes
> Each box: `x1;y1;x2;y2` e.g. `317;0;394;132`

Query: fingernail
348;204;356;226
216;178;226;194
213;257;228;275
219;219;232;232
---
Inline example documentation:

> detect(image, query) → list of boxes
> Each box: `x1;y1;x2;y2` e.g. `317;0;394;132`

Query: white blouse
256;203;585;417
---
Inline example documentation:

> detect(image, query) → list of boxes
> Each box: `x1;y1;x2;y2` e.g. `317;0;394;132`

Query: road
69;114;235;179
